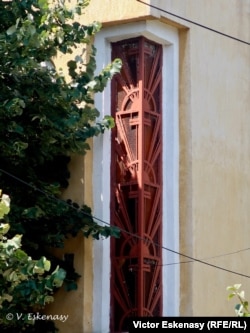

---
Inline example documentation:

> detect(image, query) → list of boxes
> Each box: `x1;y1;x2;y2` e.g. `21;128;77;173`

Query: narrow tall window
110;37;163;332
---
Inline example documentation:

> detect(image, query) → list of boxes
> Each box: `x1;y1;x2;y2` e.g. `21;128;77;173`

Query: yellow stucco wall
47;0;250;329
83;0;151;26
45;153;94;333
170;0;250;316
83;0;250;317
189;26;250;315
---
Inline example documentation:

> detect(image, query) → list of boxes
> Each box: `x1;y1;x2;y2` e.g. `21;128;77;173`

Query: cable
2;163;249;270
121;227;250;279
1;167;250;279
136;0;250;46
161;245;250;278
0;167;103;222
160;247;250;266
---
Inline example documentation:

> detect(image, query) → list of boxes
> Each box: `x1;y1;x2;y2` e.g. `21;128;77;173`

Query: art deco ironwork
110;37;163;332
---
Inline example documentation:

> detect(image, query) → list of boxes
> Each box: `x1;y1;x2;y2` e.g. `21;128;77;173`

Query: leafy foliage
227;284;250;317
0;191;66;331
0;0;121;330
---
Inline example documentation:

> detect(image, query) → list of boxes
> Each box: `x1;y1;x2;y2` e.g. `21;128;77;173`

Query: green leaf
109;58;123;76
110;226;120;238
1;293;13;303
238;291;245;299
0;194;10;218
228;293;236;300
233;284;242;290
14;249;28;260
44;295;54;304
34;257;51;274
38;0;49;11
6;25;16;35
22;206;45;219
0;0;122;326
8;271;19;282
9;235;22;249
0;223;10;235
52;266;66;287
102;115;115;129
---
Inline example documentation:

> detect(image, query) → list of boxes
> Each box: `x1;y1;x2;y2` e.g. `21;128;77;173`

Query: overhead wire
136;0;250;46
132;0;250;275
160;247;250;266
1;167;250;279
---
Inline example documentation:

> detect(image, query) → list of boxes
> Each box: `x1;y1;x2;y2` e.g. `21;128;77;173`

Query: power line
161;244;250;278
160;247;250;266
1;167;250;278
124;226;250;278
136;0;250;46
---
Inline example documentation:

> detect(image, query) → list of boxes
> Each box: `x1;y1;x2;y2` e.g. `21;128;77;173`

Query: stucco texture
48;0;250;327
85;0;250;317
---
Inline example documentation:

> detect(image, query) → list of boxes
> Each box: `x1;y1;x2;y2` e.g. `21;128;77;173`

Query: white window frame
92;20;179;332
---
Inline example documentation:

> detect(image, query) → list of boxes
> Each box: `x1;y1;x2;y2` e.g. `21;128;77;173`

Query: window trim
92;20;180;332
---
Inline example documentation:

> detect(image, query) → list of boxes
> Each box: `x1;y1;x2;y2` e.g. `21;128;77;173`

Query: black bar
127;317;249;331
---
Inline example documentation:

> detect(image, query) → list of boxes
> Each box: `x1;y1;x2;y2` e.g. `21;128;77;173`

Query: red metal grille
110;37;163;332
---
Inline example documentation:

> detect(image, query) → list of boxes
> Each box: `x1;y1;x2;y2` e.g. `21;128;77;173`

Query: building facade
47;0;250;332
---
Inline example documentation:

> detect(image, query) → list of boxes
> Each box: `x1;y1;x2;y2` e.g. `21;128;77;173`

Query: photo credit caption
5;312;69;323
127;317;249;331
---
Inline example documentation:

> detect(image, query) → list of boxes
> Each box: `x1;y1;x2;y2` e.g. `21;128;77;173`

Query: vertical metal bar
137;37;144;316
